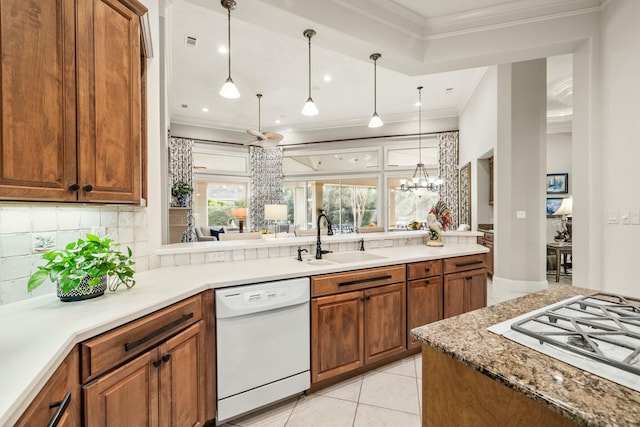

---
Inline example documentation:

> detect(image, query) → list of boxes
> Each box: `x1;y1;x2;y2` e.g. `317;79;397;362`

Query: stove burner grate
511;293;640;375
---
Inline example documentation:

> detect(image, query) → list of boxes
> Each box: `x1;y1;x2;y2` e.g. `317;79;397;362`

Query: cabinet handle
162;354;171;363
465;276;472;281
455;261;483;268
124;312;194;352
68;183;80;192
82;184;93;192
424;267;430;272
423;279;430;285
153;359;162;368
47;392;71;427
339;275;392;287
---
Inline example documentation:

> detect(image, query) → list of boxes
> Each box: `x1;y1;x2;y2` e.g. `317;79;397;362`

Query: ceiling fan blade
264;132;284;143
246;129;267;140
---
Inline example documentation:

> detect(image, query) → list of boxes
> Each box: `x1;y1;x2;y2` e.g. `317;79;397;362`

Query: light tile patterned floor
220;275;571;427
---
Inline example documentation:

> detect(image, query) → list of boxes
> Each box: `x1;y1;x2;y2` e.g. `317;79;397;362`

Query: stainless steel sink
323;251;386;264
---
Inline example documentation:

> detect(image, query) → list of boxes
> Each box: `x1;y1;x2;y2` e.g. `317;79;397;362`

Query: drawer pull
124;312;194;352
47;392;71;427
455;260;483;268
339;275;392;287
424;267;430;272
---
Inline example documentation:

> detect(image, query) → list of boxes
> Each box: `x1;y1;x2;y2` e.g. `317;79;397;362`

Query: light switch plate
621;210;631;225
516;210;526;219
608;211;619;224
631;210;640;225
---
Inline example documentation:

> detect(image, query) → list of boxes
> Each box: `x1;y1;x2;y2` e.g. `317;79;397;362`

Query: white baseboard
490;275;549;294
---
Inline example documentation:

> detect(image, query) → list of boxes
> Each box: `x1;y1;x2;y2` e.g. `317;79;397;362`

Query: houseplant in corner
171;180;193;207
28;234;136;302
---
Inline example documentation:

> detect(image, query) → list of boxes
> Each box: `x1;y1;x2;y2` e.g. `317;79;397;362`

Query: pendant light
400;86;444;192
301;29;319;116
219;0;240;99
368;53;383;128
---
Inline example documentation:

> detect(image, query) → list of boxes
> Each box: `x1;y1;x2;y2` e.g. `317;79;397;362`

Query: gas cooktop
488;293;640;392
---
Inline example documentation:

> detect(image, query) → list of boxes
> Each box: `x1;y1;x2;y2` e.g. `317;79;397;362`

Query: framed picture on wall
546;198;564;217
546;173;568;194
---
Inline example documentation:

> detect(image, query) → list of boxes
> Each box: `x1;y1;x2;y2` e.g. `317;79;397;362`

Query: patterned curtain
250;146;284;231
437;131;459;229
168;137;195;242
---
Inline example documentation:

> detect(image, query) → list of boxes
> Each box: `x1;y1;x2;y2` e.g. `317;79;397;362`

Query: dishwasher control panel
243;287;289;304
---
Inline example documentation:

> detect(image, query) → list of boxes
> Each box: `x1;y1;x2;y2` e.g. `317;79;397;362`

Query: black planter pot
57;275;107;302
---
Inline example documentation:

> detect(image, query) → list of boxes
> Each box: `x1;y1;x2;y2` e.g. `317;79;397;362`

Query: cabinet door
407;277;443;349
311;291;364;383
76;0;142;203
443;273;466;318
84;350;158;427
16;350;80;427
364;283;406;364
466;269;487;312
158;322;206;427
0;0;77;201
444;269;487;318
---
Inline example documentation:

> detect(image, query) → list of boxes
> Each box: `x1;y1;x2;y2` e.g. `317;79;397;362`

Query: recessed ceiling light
275;119;281;124
414;101;421;107
202;107;209;112
218;45;228;54
286;128;293;132
323;74;332;82
445;87;454;93
181;104;188;108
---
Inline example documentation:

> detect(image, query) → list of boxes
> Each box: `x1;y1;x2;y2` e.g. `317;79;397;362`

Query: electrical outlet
621;210;631;225
631;210;640;225
608;211;619;224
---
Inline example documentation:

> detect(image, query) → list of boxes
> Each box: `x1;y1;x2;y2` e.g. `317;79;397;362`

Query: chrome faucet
316;211;334;259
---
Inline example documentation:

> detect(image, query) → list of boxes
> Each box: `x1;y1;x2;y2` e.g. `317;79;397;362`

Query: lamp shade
233;207;247;218
264;204;287;220
553;197;573;216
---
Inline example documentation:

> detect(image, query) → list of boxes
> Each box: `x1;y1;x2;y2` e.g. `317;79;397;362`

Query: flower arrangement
171;181;193;197
429;200;451;231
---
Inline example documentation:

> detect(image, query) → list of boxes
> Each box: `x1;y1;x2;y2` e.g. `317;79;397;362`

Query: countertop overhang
0;242;486;426
411;286;640;427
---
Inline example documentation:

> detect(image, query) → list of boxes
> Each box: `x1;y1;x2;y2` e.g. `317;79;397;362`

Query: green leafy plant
28;234;136;295
171;181;193;197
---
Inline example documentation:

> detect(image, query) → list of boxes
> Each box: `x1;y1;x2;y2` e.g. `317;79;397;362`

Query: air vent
185;35;197;47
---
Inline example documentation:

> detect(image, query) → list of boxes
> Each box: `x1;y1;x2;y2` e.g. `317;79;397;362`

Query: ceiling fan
245;93;283;147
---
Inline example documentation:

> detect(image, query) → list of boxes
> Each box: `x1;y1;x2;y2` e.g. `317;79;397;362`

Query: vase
176;194;189;207
57;275;107;302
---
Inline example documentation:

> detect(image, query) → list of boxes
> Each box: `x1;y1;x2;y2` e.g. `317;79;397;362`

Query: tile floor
220;274;571;427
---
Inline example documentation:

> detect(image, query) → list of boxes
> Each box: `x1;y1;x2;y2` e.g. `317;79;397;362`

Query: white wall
599;0;640;296
459;67;497;230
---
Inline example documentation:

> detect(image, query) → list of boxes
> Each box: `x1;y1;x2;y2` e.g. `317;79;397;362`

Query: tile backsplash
0;204;149;305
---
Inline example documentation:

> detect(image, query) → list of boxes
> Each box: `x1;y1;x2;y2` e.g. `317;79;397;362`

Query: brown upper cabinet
0;0;148;203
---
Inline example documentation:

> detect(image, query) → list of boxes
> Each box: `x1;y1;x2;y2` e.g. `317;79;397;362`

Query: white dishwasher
215;277;310;423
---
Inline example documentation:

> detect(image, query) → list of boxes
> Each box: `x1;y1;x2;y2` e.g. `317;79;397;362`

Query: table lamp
553;197;572;242
264;204;288;237
233;207;247;233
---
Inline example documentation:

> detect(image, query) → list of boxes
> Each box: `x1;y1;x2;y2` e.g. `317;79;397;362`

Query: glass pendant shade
368;113;383;128
301;97;319;116
220;77;240;99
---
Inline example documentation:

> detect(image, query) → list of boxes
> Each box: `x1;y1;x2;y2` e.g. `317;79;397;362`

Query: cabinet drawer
312;265;405;297
407;259;443;280
80;294;202;382
443;254;486;274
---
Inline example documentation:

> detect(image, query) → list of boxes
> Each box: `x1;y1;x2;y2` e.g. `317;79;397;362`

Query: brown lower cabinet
311;266;407;383
15;350;81;427
84;321;206;427
443;254;488;318
407;260;444;349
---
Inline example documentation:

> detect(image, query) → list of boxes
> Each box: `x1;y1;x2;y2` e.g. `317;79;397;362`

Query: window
193;180;247;229
388;177;439;229
284;177;378;233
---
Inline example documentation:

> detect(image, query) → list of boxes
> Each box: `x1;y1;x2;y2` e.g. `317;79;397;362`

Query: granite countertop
411;286;640;427
0;242;486;426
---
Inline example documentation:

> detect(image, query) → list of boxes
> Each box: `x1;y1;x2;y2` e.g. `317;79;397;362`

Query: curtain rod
170;129;459;148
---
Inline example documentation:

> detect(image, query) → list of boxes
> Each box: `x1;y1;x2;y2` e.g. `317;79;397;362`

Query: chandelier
399;86;443;192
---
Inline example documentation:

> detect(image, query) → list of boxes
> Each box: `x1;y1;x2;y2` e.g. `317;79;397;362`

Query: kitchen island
411;285;640;427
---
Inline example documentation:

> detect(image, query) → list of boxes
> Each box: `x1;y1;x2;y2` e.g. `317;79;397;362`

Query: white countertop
0;243;486;426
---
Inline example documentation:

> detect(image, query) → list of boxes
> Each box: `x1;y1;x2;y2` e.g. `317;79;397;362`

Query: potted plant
28;234;136;302
171;181;193;207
